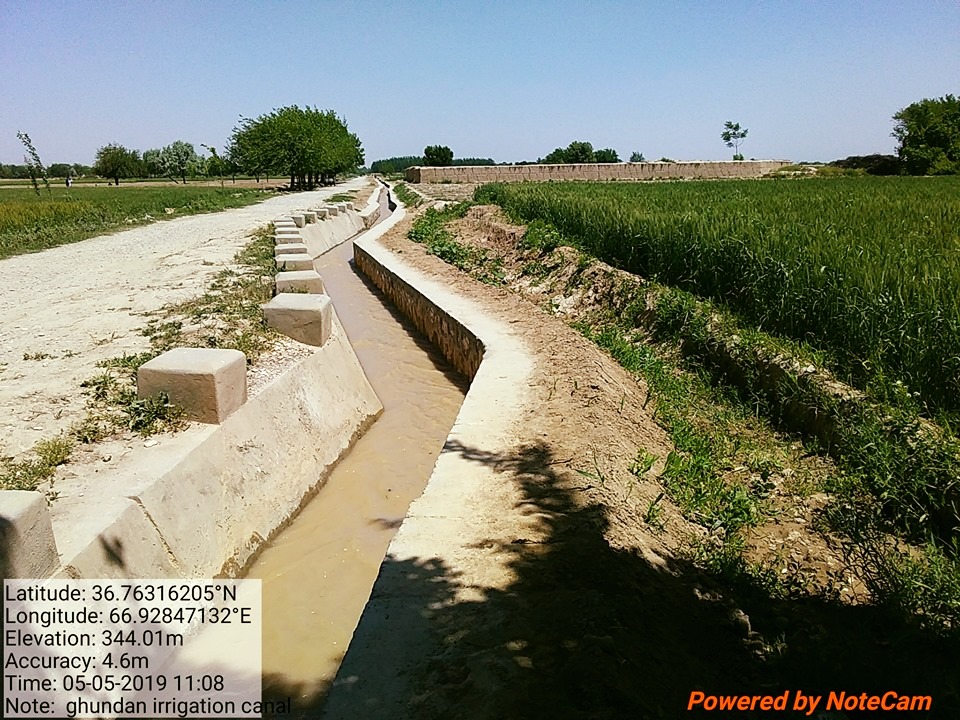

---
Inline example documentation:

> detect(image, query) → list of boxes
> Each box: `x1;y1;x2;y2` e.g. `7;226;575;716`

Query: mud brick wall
405;160;791;183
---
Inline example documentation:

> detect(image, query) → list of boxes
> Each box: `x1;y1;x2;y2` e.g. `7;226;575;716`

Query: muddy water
245;237;467;701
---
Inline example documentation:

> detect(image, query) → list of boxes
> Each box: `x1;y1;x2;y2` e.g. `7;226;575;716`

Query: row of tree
92;141;210;185
539;141;620;164
374;95;956;175
370;152;495;174
0;162;94;179
11;95;954;185
11;104;365;188
94;104;365;188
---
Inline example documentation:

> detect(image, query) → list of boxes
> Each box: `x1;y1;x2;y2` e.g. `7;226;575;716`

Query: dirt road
0;177;369;457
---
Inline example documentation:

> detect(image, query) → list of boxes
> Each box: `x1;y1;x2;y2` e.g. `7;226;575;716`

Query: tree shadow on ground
343;438;958;719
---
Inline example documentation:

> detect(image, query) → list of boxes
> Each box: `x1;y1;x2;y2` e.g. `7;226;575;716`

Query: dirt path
0;177;369;457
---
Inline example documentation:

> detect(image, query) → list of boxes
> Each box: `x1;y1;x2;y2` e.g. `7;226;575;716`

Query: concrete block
137;348;247;424
273;234;301;245
275;270;326;294
275;226;301;235
276;253;314;272
326;205;340;216
302;210;317;223
290;213;306;228
345;201;355;211
274;217;296;225
0;490;59;578
314;208;329;219
262;293;333;346
337;202;349;212
275;243;308;256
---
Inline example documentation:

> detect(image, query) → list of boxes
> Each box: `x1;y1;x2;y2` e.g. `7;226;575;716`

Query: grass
149;225;280;361
475;177;960;423
392;182;422;208
407;202;507;285
580;279;960;636
0;185;268;259
0;437;73;493
325;192;357;203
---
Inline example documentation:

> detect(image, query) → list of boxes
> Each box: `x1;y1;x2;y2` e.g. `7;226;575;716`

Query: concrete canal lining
321;203;537;718
53;315;381;580
246;204;469;702
10;192;385;581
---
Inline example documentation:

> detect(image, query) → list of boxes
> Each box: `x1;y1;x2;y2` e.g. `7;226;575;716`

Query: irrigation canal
244;200;468;706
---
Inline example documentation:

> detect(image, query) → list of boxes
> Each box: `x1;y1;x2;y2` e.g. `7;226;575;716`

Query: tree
227;118;269;182
423;145;454;166
594;148;620;163
17;131;50;195
93;143;141;185
47;163;73;178
142;149;163;177
892;95;960;175
721;121;748;160
201;144;226;187
540;147;568;164
228;105;363;188
564;141;595;163
629;151;646;163
370;156;422;174
536;140;624;164
829;154;902;176
160;141;198;183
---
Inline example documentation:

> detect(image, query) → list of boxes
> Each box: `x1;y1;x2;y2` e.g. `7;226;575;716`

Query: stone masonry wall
405;160;791;183
353;243;484;380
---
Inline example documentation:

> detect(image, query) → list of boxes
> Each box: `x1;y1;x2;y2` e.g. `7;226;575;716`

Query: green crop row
0;185;266;259
476;177;960;420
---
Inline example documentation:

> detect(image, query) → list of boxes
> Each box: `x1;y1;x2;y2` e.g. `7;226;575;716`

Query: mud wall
405;160;791;183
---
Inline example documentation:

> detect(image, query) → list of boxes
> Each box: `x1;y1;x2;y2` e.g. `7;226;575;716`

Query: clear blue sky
1;1;957;166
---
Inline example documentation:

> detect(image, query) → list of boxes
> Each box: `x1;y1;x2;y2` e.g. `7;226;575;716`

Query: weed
143;225;278;364
575;449;608;487
68;225;277;445
69;416;109;444
22;351;53;361
643;492;666;529
407;202;489;274
34;437;73;467
629;450;657;477
0;436;73;492
392;183;422;208
97;352;156;372
520;220;563;252
93;331;119;346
